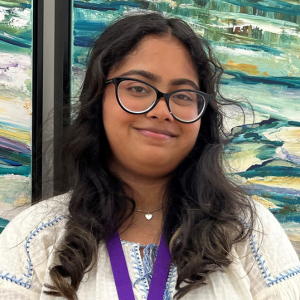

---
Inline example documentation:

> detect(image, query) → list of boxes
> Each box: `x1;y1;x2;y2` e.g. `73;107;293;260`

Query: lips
135;127;177;139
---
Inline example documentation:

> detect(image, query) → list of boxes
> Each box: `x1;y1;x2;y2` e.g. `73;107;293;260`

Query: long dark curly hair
44;12;255;300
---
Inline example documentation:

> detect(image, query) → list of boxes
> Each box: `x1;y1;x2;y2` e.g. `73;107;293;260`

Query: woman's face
103;35;201;179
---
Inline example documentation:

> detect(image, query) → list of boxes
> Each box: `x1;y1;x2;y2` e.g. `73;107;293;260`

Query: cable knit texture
0;193;299;300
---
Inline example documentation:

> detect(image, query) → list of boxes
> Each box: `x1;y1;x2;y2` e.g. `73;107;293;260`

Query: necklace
134;206;164;220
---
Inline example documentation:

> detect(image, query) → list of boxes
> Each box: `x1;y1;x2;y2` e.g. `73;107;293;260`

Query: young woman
0;13;299;300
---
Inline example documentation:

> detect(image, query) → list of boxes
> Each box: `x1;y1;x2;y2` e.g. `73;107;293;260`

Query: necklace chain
134;206;164;214
134;206;164;220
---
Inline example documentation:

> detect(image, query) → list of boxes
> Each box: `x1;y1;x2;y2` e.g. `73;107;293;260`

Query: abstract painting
72;0;300;255
0;0;33;228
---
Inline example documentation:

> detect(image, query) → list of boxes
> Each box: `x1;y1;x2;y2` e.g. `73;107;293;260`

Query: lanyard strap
106;232;171;300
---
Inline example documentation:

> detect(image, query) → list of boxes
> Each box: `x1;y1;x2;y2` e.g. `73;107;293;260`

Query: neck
125;174;169;211
110;161;171;245
110;162;171;211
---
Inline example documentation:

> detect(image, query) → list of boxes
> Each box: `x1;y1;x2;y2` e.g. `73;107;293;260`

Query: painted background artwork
71;0;300;255
0;0;32;228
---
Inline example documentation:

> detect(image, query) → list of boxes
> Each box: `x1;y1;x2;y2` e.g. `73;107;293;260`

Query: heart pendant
145;213;153;220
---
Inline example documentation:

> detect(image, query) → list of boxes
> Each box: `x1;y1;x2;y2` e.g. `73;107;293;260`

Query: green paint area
0;149;31;166
226;117;300;175
0;176;31;204
239;161;300;178
0;0;30;8
0;217;9;234
0;165;30;176
0;1;33;206
224;118;287;164
69;0;300;255
0;2;32;52
25;78;32;93
288;121;300;127
0;39;31;54
255;145;277;160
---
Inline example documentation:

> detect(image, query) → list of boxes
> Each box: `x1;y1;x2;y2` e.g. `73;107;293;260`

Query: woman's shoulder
0;192;70;292
233;198;300;298
236;198;299;268
1;192;70;240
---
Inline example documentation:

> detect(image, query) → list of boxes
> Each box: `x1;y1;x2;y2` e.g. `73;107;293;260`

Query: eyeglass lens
117;80;205;122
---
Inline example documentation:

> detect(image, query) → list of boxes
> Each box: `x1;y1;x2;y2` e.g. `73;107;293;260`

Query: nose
145;97;175;122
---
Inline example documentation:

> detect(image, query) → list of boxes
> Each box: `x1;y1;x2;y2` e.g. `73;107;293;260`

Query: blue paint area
240;164;300;179
74;20;108;32
74;1;140;12
274;211;300;224
0;165;30;176
20;3;31;9
0;121;30;132
0;2;31;9
288;121;300;127
226;118;286;147
255;145;277;160
236;44;283;56
73;18;109;48
0;40;29;54
74;2;117;11
0;1;33;206
0;157;23;167
226;117;300;226
222;0;300;16
74;35;97;47
0;218;10;234
0;145;31;157
243;184;300;205
225;71;300;88
71;0;300;237
212;41;284;56
0;33;31;48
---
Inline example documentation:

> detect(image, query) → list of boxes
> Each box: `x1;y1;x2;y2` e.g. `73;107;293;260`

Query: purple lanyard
106;232;171;300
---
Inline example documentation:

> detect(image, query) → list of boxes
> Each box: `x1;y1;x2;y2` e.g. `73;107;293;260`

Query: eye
173;93;193;101
129;86;147;93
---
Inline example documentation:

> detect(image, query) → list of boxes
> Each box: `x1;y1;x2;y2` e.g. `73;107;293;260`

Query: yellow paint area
283;142;300;156
225;146;262;172
23;98;32;115
252;195;279;209
14;195;31;206
0;126;31;145
247;176;300;190
0;96;13;101
264;127;300;143
226;152;261;172
224;60;269;76
264;127;300;157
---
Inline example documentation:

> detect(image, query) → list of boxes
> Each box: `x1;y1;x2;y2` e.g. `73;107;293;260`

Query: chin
136;157;178;174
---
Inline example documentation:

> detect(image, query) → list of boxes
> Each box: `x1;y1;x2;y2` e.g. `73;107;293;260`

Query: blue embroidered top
0;192;299;299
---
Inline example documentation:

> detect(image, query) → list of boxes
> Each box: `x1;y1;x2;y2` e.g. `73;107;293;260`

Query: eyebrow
118;69;199;90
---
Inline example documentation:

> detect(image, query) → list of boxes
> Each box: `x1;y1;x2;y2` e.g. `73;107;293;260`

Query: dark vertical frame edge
32;0;44;203
53;0;72;196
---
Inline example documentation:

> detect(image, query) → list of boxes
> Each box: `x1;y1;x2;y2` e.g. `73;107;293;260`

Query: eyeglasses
105;77;211;123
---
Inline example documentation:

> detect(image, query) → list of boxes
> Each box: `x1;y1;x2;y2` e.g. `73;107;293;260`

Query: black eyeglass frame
105;77;211;124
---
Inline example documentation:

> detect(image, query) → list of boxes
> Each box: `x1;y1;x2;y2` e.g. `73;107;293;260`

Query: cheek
183;121;201;144
102;91;124;130
102;95;122;150
102;95;135;150
175;121;201;161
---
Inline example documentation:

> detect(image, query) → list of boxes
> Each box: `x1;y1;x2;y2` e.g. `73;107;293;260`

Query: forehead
108;34;198;82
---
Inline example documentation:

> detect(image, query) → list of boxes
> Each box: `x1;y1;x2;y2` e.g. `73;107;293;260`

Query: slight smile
135;127;177;140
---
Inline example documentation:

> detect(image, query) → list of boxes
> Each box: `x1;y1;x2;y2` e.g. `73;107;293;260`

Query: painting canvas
72;0;300;255
0;0;33;229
